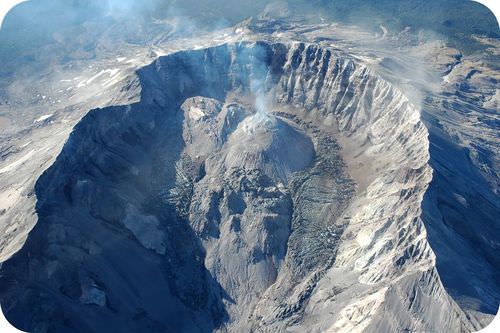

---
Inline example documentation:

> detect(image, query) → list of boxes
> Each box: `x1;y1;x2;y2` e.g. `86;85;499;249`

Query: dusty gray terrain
0;1;498;332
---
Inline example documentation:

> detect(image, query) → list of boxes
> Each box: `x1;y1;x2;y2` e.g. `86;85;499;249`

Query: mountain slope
0;41;486;332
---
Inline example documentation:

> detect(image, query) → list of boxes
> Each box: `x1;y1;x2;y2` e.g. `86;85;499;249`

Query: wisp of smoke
244;43;273;116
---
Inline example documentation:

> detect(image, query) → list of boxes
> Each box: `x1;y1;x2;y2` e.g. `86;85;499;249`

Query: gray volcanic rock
0;2;498;333
0;41;482;332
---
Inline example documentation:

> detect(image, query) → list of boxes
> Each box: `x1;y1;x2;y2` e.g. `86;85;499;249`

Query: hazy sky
0;0;28;29
477;1;500;27
0;0;498;30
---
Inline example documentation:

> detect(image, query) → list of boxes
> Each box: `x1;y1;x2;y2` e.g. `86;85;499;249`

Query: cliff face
0;41;481;332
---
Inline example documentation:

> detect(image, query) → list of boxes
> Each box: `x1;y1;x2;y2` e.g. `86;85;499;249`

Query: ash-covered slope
0;41;482;332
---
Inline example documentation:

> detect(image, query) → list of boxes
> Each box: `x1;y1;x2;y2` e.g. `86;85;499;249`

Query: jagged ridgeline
0;41;476;332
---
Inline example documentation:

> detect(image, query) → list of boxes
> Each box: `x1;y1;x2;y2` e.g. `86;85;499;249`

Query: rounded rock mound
224;111;314;182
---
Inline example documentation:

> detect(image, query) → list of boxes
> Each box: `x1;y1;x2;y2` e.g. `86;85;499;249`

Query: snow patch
189;106;205;121
330;288;388;333
0;150;35;174
34;114;53;123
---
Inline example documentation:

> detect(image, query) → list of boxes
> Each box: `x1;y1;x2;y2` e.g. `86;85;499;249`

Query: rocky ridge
0;41;486;332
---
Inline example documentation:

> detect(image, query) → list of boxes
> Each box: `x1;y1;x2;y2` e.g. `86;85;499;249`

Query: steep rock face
421;52;500;316
0;42;477;332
